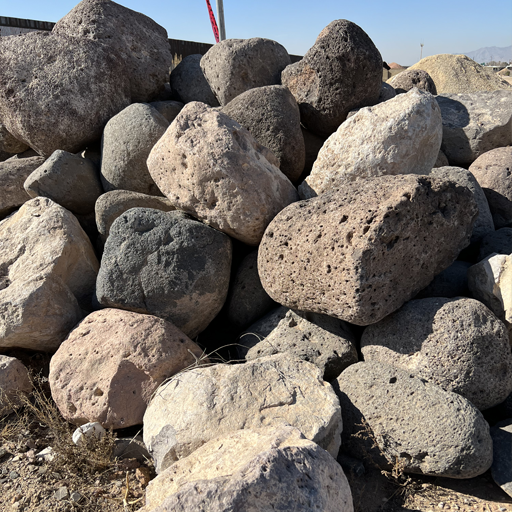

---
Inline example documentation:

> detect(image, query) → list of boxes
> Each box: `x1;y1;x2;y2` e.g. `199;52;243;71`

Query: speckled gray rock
246;309;358;381
299;89;442;199
259;175;478;326
281;20;382;137
101;103;169;196
478;228;512;261
469;147;512;229
336;361;493;478
0;156;45;218
0;124;29;156
149;101;184;124
24;150;102;215
414;260;472;299
95;208;232;338
0;356;33;416
143;426;354;512
379;82;396;102
361;297;512;410
170;55;219;107
491;420;512;498
147;102;298;246
430;166;494;243
222;85;305;182
387;69;437;95
0;31;131;157
53;0;173;102
143;353;343;473
200;38;291;106
436;91;512;167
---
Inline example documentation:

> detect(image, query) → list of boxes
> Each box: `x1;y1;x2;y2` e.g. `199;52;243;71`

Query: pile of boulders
2;0;512;510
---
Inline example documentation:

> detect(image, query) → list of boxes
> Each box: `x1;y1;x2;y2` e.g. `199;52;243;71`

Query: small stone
9;471;19;479
70;492;82;503
438;503;445;509
72;422;106;445
135;466;152;486
54;487;69;501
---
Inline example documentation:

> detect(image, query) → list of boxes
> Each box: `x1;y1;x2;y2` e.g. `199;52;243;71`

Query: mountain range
462;46;512;64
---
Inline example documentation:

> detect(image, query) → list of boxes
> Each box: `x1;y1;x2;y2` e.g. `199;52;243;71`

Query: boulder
49;308;206;429
336;361;493;478
24;150;102;215
147;102;298;246
258;175;477;326
436;91;512;167
299;89;442;199
433;149;450;168
387;69;437;94
491;420;512;498
0;197;99;351
222;85;305;182
101;103;169;196
0;156;45;218
149;101;184;124
143;353;342;472
246;309;358;381
414;260;472;299
361;297;512;410
0;31;131;157
95;209;232;338
169;55;219;107
0;356;32;416
281;19;382;137
469;147;512;229
379;82;397;102
143;426;353;512
53;0;173;102
200;38;291;106
0;123;29;156
478;228;512;261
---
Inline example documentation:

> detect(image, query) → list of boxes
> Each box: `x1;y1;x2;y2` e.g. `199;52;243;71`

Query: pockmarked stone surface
95;209;232;338
336;362;493;478
49;309;206;429
200;38;291;106
259;175;478;326
0;197;99;351
147;102;298;246
299;89;442;198
143;426;353;512
0;31;131;157
0;356;32;416
491;420;512;499
143;354;342;473
361;297;512;410
281;19;382;137
387;69;437;95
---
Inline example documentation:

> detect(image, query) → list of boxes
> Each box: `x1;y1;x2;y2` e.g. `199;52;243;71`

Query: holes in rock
389;377;397;384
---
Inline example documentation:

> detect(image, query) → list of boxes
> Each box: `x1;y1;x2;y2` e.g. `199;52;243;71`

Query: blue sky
3;0;512;65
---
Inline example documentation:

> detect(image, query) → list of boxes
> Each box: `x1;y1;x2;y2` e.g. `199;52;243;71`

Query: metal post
217;0;226;41
420;43;424;61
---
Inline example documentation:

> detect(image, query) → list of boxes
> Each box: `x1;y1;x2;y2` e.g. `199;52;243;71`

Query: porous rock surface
299;89;442;198
143;353;342;473
147;102;298;245
0;355;33;416
95;208;232;338
142;426;353;512
387;69;437;94
259;175;478;326
49;308;206;429
281;19;382;137
336;361;493;478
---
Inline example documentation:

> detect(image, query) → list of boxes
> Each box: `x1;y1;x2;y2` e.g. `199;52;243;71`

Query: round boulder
387;69;437;94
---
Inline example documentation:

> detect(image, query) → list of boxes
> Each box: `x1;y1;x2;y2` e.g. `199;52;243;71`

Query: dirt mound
388;62;405;69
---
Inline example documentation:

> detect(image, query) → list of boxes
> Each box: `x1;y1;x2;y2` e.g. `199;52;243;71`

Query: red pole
205;0;220;43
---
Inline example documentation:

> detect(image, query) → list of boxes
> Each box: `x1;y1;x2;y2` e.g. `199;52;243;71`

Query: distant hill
462;46;512;64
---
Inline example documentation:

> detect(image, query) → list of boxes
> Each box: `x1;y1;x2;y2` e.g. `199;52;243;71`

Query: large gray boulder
336;361;493;478
299;89;442;198
436;90;512;167
281;19;382;137
200;38;291;106
95;208;232;338
387;69;437;95
147;102;298;246
143;354;343;473
259;175;478;326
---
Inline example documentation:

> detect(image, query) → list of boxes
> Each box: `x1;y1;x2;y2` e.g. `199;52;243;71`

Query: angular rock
336;361;493;478
0;356;32;416
491;420;512;498
101;103;169;196
246;309;358;381
361;297;512;410
143;426;353;512
414;260;472;299
436;91;512;167
387;69;437;94
169;55;219;106
478;228;512;261
143;353;342;472
0;123;29;156
0;31;131;156
469;147;512;229
24;150;102;215
299;89;442;198
259;175;477;326
53;0;173;102
222;85;305;182
0;197;99;351
281;20;382;137
49;309;206;428
147;102;298;246
149;101;184;124
95;209;232;338
200;38;291;106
